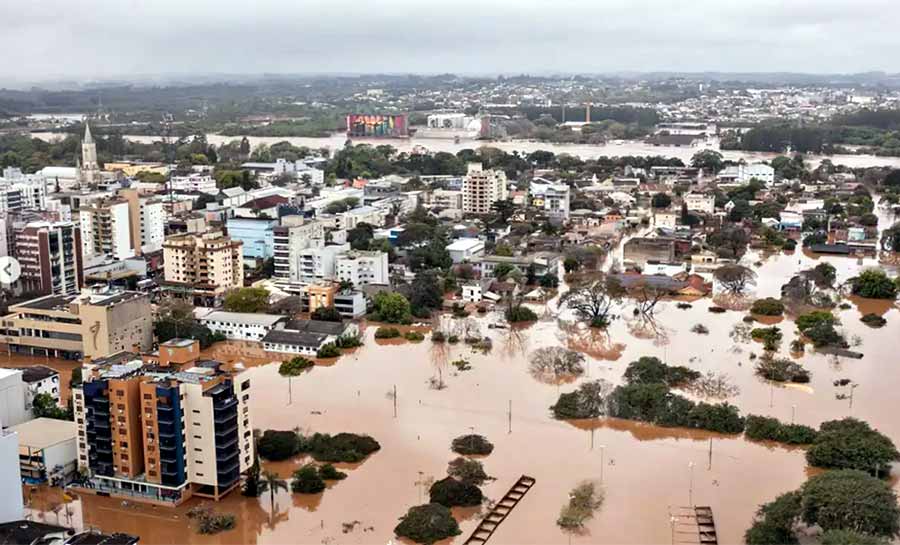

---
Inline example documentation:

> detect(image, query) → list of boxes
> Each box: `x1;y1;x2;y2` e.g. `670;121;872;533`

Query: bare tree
529;347;586;384
630;279;668;316
560;276;624;328
713;264;757;295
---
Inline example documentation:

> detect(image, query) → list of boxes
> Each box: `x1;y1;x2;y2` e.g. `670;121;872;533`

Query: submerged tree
529;347;586;384
560;276;624;328
714;265;757;295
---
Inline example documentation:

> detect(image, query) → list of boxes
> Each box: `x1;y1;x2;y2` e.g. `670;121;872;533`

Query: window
196;472;204;477
117;404;125;410
194;448;202;452
241;380;250;391
192;409;200;414
143;394;152;400
194;435;202;439
196;460;203;464
121;454;129;461
115;390;125;397
119;441;128;448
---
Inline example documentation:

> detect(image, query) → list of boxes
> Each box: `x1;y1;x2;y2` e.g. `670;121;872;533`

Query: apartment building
529;181;571;220
335;250;389;287
298;243;350;284
79;199;134;261
428;189;463;210
168;174;218;194
12;221;84;295
272;218;325;282
0;287;153;360
162;231;243;304
120;189;165;254
462;163;508;214
72;339;253;505
683;193;716;215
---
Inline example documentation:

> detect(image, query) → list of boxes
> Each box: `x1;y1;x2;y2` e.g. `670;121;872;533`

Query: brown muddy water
23;225;900;545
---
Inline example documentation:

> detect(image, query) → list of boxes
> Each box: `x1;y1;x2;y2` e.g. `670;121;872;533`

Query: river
29;131;900;169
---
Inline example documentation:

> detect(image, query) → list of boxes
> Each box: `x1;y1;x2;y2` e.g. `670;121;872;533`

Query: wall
0;432;23;522
0;371;27;428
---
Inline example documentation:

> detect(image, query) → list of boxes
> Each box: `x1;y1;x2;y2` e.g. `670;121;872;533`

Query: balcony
213;397;238;412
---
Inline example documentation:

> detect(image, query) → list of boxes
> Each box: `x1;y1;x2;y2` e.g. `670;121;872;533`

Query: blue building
226;218;277;264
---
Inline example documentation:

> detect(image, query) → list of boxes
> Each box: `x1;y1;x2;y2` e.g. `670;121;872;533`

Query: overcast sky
1;0;898;81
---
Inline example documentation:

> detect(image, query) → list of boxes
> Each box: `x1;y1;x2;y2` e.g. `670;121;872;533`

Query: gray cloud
1;0;898;81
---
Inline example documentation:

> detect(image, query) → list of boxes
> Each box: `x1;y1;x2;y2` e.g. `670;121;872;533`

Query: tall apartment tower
80;123;100;186
462;163;508;214
12;221;84;295
79;198;134;260
72;339;253;505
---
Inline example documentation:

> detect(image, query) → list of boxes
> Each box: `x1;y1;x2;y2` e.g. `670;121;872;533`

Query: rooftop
9;417;77;450
198;311;285;327
13;365;58;384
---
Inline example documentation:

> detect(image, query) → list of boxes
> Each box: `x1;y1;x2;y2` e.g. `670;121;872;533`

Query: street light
791;404;797;424
688;462;695;506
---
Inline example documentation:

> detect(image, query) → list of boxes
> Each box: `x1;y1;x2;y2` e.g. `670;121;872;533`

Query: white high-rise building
336;250;389;287
79;199;134;260
529;181;571;220
462;163;508;214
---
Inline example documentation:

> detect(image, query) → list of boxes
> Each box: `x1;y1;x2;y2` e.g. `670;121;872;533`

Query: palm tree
258;471;288;515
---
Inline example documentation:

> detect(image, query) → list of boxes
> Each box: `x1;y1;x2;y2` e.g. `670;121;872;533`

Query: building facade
462;163;508;214
13;221;84;296
73;341;253;505
335;250;389;287
162;231;243;303
79;199;134;260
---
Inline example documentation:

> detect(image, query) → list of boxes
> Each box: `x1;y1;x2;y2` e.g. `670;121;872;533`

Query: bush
795;311;845;347
550;380;612;419
622;356;700;388
861;313;887;327
316;343;341;358
374;326;401;339
197;512;236;535
318;463;347;481
310;306;343;322
451;434;494;456
750;327;783;351
447;457;489;485
429;477;483;507
851;269;898;299
300;432;381;463
744;491;802;545
404;331;426;342
751;298;785;316
686;402;745;434
447;335;460;344
745;415;818;444
801;470;900;537
431;331;446;342
257;430;299;461
291;464;326;494
557;481;604;530
505;304;538;323
690;324;709;334
394;503;461;544
806;418;900;476
335;333;364;348
279;357;314;377
796;311;837;332
755;357;811;383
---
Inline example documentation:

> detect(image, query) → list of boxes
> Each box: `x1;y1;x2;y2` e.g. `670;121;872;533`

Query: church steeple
84;122;94;144
81;121;99;185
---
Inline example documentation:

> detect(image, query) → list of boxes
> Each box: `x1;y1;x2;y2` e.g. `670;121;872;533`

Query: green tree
850;270;898;299
310;306;342;322
223;287;270;313
371;291;412;324
394;503;461;544
31;393;70;420
291;464;326;494
690;150;724;173
801;470;900;537
806;418;900;476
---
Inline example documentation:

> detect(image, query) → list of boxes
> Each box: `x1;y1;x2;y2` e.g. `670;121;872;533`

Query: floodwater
29;131;900;170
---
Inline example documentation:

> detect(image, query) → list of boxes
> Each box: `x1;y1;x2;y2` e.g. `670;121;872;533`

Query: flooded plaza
20;219;900;544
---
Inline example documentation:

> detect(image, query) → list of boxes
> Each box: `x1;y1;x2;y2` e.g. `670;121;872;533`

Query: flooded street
19;232;899;544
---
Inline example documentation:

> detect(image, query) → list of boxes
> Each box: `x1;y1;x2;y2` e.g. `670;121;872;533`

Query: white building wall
110;202;134;260
0;431;23;522
182;383;218;487
0;371;27;428
234;373;253;473
140;200;165;253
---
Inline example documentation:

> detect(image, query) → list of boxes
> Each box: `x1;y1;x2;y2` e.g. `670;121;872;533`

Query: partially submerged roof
9;418;77;450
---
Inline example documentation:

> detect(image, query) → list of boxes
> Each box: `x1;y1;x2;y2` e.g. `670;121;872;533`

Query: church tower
81;122;100;184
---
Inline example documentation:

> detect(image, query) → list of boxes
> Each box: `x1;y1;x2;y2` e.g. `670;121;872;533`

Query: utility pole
508;400;512;434
393;385;397;418
708;438;713;470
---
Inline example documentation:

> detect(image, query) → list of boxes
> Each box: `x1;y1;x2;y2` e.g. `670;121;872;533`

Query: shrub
861;313;887;327
750;327;783;351
451;434;494;456
801;470;900;537
806;418;900;476
310;305;343;322
529;347;586;383
394;503;461;544
447;457;489;485
278;356;313;376
690;324;709;334
197;512;236;535
316;342;341;358
404;331;426;342
557;481;604;530
335;333;364;348
755;357;811;383
447;335;460;344
685;402;745;434
850;269;898;299
744;491;802;545
375;326;401;339
796;311;837;332
622;356;700;388
708;306;727;313
429;477;483;507
505;304;538;323
550;380;612;419
751;298;785;316
291;464;326;494
745;415;818;444
300;432;381;463
257;430;299;461
431;331;446;343
318;463;347;481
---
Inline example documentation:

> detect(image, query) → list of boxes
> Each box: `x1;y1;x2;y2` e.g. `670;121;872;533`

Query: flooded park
16;202;900;545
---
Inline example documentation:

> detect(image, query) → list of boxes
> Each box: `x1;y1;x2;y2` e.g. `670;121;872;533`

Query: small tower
81;122;100;184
